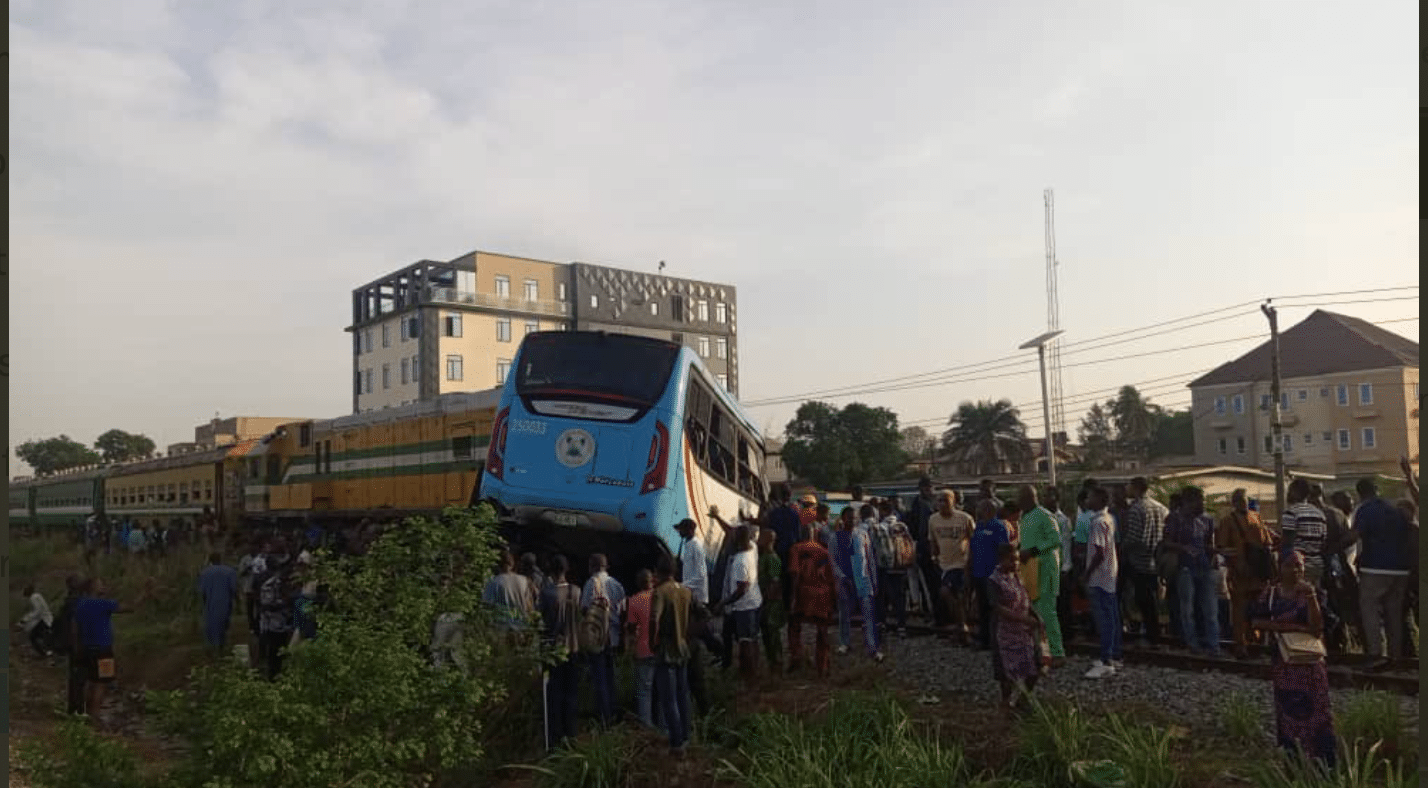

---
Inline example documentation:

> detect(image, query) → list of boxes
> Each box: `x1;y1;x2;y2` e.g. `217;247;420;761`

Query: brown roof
1190;310;1419;388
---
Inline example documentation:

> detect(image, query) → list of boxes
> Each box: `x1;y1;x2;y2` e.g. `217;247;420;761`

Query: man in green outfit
1016;485;1065;667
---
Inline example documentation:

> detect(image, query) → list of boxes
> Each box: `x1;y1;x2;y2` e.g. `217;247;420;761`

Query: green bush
1012;699;1182;788
1244;741;1416;788
1337;691;1412;768
1215;691;1264;744
18;716;151;788
144;504;553;788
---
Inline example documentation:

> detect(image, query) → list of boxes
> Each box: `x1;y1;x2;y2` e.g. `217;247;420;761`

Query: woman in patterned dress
1250;550;1337;768
989;543;1043;712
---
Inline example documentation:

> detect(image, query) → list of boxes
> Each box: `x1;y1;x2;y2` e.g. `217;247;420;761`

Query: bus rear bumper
506;504;625;532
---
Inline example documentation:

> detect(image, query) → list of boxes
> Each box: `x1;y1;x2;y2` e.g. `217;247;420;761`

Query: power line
743;287;1417;407
903;371;1207;429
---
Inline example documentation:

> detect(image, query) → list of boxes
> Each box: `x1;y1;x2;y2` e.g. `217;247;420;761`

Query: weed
1096;713;1181;788
1244;740;1416;788
1338;691;1412;767
1216;691;1265;743
17;716;151;788
518;728;641;788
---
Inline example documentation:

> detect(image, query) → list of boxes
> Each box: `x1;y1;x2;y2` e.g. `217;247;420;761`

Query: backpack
579;577;612;655
873;520;917;571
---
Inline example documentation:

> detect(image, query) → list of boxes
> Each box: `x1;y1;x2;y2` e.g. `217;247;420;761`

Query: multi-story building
1188;309;1419;477
347;251;739;413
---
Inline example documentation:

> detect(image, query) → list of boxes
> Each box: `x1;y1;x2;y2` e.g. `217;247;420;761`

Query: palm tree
940;399;1033;476
1109;386;1161;461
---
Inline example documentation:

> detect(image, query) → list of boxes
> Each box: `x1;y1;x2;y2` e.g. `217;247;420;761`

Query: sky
9;0;1420;474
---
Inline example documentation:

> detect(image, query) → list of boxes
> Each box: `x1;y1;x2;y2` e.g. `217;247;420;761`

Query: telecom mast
1044;189;1066;443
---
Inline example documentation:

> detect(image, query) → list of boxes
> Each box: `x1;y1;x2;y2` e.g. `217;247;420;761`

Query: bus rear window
516;333;680;407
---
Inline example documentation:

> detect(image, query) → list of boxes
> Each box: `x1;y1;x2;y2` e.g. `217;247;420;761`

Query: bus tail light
640;421;670;494
487;407;510;481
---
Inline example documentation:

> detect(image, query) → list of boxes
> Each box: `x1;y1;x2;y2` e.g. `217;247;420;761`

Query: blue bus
481;331;767;582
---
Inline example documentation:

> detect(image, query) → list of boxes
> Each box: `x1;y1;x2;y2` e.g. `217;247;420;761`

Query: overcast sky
9;0;1419;473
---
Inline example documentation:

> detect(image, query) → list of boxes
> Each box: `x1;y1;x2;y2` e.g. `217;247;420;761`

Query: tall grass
715;691;1001;788
1216;691;1266;744
1337;691;1413;768
1012;697;1183;788
517;728;642;788
1244;741;1417;788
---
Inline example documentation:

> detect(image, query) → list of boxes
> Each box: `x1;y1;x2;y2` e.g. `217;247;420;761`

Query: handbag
1269;587;1326;664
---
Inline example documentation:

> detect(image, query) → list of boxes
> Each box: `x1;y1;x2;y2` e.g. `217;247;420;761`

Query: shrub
146;504;553;788
18;716;150;788
1216;691;1265;743
1337;691;1411;767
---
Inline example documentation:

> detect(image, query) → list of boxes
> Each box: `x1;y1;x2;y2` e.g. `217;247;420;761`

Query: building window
382;324;391;348
1336;384;1349;405
496;319;511;343
495;276;510;298
1236;436;1246;454
1358;383;1373;405
697;300;709;321
650;301;659;316
1280;392;1290;411
697;336;710;357
444;314;463;337
1263;435;1273;454
715;302;727;323
557;282;567;301
363;329;373;353
524;320;539;336
1362;428;1376;449
672;294;686;320
524;280;539;301
1303;433;1313;445
1322;431;1332;442
1296;389;1307;401
1282;434;1293;452
1232;394;1244;415
716;337;728;359
446;355;464;381
401;358;409;385
717;373;729;390
1215;397;1226;415
589;294;599;309
1337;429;1351;449
1260;394;1271;410
1216;438;1227;455
496;358;511;384
364;368;374;394
408;316;420;339
401;319;409;341
382;363;392;389
1320;387;1329;397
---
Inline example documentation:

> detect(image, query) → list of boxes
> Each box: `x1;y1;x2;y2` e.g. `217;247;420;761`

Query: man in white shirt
928;491;974;643
715;524;763;682
1083;486;1122;679
674;519;709;605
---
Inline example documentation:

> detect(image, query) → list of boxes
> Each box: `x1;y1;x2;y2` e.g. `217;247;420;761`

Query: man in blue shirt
1341;477;1413;667
969;499;1010;650
198;552;239;652
74;577;152;719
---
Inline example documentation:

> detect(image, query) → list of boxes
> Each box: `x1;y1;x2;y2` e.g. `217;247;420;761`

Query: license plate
549;512;579;527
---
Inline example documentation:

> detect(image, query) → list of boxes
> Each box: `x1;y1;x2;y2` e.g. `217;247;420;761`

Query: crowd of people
18;468;1417;768
473;470;1417;767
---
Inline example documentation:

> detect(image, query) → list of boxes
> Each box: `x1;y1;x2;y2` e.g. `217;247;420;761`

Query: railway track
894;622;1420;696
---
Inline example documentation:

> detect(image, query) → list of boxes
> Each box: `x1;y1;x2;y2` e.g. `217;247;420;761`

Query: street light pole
1037;343;1056;489
1019;329;1066;489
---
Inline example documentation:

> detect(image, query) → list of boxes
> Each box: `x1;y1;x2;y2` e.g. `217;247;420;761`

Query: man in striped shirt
1280;478;1328;585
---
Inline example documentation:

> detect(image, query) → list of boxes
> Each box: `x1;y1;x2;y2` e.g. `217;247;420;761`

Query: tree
1109;386;1161;461
148;505;540;788
899;426;935;462
1149;409;1194;459
94;429;156;463
15;435;102;476
1076;403;1116;471
940;399;1032;476
783;401;906;490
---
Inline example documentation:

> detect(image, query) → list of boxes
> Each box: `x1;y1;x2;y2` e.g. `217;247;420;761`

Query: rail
424;286;571;318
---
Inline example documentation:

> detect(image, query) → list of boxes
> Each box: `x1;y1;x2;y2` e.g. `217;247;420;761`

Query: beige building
348;250;739;413
1188;310;1419;478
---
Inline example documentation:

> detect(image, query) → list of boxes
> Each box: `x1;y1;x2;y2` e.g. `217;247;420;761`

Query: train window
452;436;474;459
299;425;312;447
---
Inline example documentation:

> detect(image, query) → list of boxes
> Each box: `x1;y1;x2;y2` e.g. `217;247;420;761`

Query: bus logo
555;428;596;468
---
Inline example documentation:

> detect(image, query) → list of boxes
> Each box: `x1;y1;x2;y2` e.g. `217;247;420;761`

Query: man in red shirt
623;570;658;729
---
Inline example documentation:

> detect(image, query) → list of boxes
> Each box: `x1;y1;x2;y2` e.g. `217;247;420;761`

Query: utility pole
1262;301;1286;519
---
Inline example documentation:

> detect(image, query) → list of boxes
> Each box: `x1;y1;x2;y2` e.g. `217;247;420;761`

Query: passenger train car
481;331;767;580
